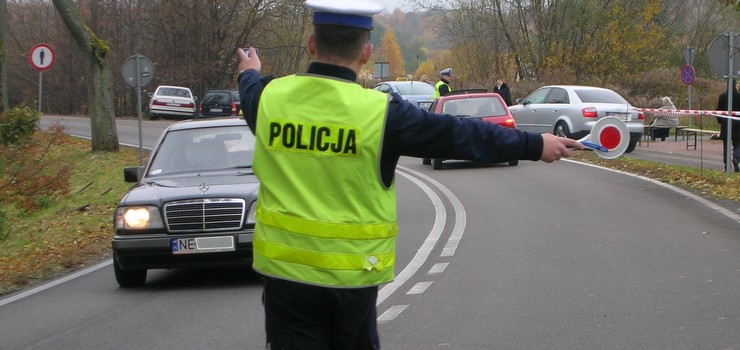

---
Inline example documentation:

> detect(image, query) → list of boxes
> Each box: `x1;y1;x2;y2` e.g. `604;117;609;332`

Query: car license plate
209;108;223;113
171;236;234;254
419;102;432;109
167;103;181;107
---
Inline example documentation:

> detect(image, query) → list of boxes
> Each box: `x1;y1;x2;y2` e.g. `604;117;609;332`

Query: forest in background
0;0;738;118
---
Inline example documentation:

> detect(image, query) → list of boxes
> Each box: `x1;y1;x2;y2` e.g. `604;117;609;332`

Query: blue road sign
681;64;695;85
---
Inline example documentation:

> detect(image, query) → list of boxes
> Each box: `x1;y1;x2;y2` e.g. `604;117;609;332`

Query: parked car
423;90;519;169
199;89;241;118
147;85;197;120
509;85;644;153
112;118;258;287
373;80;435;110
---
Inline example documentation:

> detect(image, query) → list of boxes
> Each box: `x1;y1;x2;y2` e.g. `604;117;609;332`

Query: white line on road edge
565;159;740;224
0;260;112;308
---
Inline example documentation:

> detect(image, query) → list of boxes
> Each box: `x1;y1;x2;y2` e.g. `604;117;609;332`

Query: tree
52;0;118;152
375;29;406;80
0;0;7;113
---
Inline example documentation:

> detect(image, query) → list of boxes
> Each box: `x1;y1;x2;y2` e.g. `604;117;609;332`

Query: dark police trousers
263;276;380;350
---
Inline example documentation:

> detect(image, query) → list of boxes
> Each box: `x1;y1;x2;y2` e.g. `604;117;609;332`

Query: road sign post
683;47;696;117
29;43;55;113
122;54;154;165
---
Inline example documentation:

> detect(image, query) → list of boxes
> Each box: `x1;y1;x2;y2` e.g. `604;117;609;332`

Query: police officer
435;67;453;99
236;1;582;348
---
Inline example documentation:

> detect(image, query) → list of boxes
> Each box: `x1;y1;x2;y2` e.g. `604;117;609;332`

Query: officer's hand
237;47;261;73
539;133;583;163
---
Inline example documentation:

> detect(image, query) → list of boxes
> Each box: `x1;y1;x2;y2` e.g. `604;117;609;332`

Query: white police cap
440;68;453;76
306;0;385;30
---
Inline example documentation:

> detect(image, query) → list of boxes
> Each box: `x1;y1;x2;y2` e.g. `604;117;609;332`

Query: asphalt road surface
2;116;738;349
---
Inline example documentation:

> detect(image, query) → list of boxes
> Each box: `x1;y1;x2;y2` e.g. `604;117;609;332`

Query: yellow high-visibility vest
435;80;452;99
252;74;398;287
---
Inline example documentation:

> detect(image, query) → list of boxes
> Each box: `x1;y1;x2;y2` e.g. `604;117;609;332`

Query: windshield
442;97;508;117
147;126;255;176
202;92;232;104
394;83;436;96
157;87;192;98
575;89;628;104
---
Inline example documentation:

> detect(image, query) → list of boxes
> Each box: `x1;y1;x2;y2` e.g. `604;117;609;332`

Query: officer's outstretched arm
539;134;583;163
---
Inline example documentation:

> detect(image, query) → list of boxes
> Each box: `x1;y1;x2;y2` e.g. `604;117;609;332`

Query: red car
424;90;518;169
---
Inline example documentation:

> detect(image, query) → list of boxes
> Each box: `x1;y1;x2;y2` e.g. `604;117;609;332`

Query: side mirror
124;166;144;183
148;92;154;98
515;98;525;105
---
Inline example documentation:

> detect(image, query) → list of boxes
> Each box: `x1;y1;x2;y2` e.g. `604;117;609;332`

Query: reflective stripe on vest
252;74;398;287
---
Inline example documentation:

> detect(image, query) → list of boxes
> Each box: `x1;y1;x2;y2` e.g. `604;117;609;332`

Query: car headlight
246;200;257;225
115;206;165;231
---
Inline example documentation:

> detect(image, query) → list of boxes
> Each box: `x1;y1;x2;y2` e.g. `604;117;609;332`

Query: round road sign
681;64;695;85
708;32;740;78
29;43;55;71
122;54;154;87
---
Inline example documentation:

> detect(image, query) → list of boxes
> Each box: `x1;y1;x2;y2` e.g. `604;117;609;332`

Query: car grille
164;198;245;232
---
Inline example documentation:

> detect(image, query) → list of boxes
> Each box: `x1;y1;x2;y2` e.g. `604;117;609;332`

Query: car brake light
504;118;516;128
231;102;238;115
182;102;194;108
152;100;167;106
582;107;598;118
637;111;645;120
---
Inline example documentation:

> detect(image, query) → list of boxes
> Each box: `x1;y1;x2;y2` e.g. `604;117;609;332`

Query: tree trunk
52;0;118;152
0;0;8;113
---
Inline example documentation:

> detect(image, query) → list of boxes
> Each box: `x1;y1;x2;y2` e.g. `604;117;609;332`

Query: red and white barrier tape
639;108;740;121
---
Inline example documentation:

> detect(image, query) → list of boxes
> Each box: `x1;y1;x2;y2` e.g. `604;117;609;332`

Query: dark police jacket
238;62;544;188
715;88;740;140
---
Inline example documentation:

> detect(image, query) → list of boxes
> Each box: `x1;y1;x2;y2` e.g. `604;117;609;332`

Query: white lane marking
377;304;409;324
0;260;112;307
428;262;449;275
407;281;433;295
564;159;740;225
397;166;467;257
377;168;447;306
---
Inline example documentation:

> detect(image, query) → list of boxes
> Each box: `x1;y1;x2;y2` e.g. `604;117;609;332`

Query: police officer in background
435;68;453;99
236;0;582;348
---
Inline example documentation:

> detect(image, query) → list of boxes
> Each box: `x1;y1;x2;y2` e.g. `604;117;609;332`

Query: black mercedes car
112;118;258;287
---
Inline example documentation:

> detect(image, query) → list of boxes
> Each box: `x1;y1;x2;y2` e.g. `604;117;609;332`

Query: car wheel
508;160;519;166
422;158;431;165
554;121;570;138
625;140;637;153
148;112;159;121
113;254;147;288
432;158;443;170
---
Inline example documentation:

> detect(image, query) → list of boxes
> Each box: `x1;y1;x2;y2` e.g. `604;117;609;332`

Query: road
2;116;739;349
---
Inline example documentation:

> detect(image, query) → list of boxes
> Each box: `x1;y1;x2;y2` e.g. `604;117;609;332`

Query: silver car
509;85;644;153
373;80;436;110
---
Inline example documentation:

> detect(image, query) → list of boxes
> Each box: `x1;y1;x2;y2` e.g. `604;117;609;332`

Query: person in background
493;78;513;106
715;79;740;172
650;96;678;141
434;68;452;99
236;0;583;348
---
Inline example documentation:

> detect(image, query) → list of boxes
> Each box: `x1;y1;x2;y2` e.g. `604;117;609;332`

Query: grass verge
0;132;141;295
